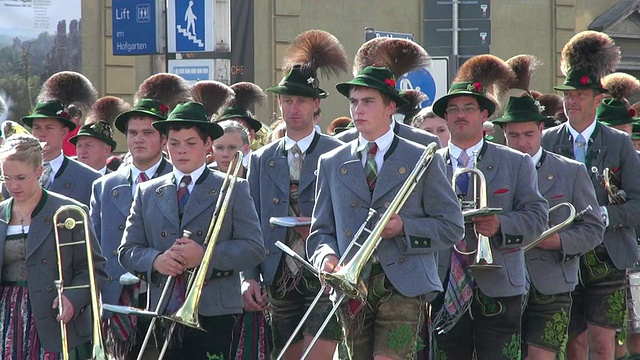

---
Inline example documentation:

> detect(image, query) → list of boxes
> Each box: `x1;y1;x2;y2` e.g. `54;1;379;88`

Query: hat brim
266;82;328;99
68;133;117;150
215;114;263;132
336;79;408;107
432;92;496;118
152;119;223;140
21;115;76;131
553;84;606;93
492;112;553;125
114;110;167;134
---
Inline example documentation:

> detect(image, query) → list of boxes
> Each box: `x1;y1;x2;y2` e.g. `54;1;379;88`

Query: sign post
112;0;163;55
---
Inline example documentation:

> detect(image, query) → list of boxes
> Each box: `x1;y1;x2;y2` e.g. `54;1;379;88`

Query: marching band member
541;31;640;360
91;96;174;358
71;96;130;175
0;134;107;359
118;102;265;359
494;55;604;359
596;72;640;360
430;54;548;360
246;30;348;359
308;37;464;360
18;71;102;206
17;99;100;205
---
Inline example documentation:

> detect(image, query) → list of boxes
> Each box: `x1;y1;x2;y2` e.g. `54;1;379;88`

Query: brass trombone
451;151;502;269
523;203;592;252
53;205;107;360
274;143;438;360
156;150;245;359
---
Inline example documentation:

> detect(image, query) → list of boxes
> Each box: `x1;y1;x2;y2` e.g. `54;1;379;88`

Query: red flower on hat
580;76;591;85
60;111;69;119
159;104;169;115
473;82;483;93
629;109;636;117
385;78;396;88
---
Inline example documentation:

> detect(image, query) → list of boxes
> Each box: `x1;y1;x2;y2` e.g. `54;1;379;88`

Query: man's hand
242;279;267;311
172;237;205;268
320;254;340;294
381;214;404;238
153;251;186;276
473;215;500;237
53;294;75;324
537;233;562;251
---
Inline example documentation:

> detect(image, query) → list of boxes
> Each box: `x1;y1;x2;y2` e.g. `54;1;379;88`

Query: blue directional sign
397;68;437;107
168;0;215;53
112;0;162;55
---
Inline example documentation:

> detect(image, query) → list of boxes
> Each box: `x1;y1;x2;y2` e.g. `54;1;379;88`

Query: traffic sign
365;28;414;41
112;0;163;55
168;59;215;84
424;0;490;20
167;0;215;52
396;57;449;107
424;19;491;48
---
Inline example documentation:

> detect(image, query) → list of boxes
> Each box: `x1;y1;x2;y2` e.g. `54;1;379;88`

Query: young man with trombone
91;95;175;358
430;55;548;360
493;55;605;359
246;30;347;359
118;102;265;359
541;31;640;360
307;38;464;360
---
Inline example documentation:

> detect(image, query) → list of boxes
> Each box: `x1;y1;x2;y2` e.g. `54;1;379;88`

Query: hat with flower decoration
336;37;431;107
554;31;620;92
21;100;76;130
114;98;170;134
432;54;515;118
597;72;640;127
267;30;348;99
152;101;223;140
68;120;117;150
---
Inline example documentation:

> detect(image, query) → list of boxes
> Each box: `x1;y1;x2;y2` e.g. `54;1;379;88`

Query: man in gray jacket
430;55;548;360
495;94;604;359
541;30;640;360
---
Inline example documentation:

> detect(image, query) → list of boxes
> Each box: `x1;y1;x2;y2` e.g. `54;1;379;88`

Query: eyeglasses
0;173;37;183
445;105;480;115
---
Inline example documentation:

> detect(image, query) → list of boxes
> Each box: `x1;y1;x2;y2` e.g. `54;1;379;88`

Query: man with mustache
430;54;548;360
541;31;640;360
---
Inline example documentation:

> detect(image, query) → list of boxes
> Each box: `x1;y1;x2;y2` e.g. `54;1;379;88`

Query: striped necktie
177;175;192;217
364;142;378;192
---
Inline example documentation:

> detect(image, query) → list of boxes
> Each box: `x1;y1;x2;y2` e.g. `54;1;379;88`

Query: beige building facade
85;0;635;150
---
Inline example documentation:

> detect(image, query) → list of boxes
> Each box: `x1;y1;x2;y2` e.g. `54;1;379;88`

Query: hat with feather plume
336;37;431;106
267;30;348;99
217;82;266;132
35;71;98;130
433;55;514;118
493;55;552;126
191;80;235;119
597;72;640;126
554;31;620;92
115;73;192;133
395;89;428;124
69;96;130;149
